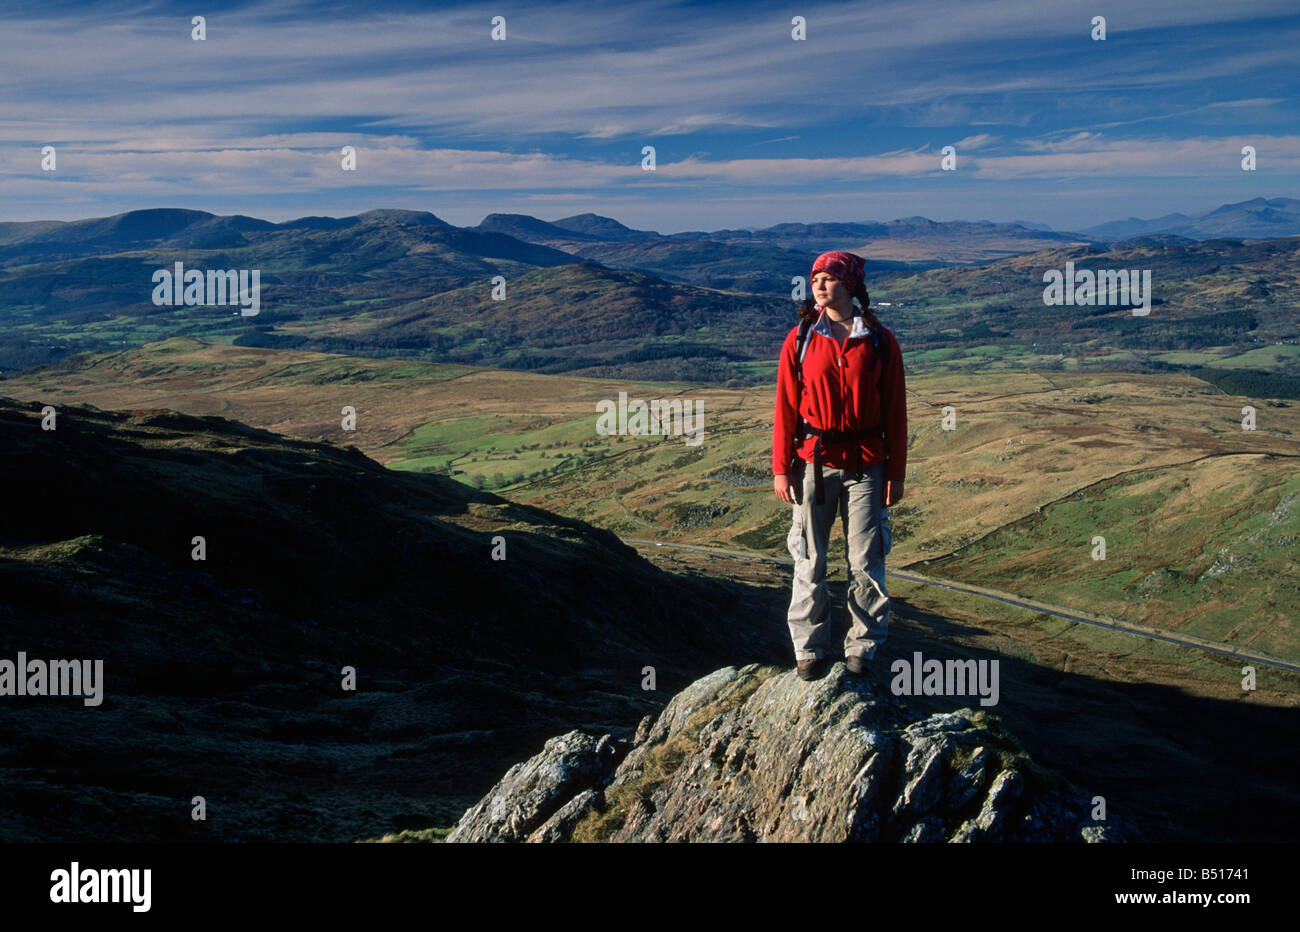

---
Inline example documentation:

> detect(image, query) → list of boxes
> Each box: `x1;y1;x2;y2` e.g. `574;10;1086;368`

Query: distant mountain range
1079;197;1300;242
1;197;1296;384
2;195;1294;273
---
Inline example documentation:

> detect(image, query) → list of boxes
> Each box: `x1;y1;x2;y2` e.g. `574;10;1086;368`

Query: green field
921;459;1300;658
388;413;626;487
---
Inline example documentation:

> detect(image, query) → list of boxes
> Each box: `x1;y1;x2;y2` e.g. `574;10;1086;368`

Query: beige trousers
785;457;890;661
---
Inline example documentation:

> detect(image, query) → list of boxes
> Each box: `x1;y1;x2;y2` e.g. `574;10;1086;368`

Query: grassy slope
8;339;1299;659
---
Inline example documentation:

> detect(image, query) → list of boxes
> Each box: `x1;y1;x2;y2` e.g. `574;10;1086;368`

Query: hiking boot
796;657;828;681
845;655;868;676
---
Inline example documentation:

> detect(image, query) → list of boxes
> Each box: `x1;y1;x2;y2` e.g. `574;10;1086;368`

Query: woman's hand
885;480;905;507
774;474;796;504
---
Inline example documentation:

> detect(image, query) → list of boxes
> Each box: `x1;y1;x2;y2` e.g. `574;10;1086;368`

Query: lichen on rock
445;663;1145;843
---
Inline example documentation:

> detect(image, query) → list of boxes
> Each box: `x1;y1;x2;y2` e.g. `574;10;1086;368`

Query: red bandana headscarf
811;251;865;297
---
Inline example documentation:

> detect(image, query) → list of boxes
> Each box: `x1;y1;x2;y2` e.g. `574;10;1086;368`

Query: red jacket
772;310;908;482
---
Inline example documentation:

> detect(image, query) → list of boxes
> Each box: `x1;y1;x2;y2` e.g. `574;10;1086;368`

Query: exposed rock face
446;732;622;843
446;663;1146;843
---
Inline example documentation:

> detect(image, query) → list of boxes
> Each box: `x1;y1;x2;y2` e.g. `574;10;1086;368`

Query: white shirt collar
813;307;870;340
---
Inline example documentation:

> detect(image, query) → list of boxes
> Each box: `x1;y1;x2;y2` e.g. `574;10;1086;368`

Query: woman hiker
772;250;908;681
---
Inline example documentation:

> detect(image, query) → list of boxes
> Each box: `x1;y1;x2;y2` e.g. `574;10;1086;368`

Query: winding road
620;536;1300;674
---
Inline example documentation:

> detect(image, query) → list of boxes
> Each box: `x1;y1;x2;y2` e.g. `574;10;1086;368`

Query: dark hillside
0;397;787;841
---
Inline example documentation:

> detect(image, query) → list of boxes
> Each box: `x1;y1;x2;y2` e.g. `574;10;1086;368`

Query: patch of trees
0;339;71;375
0;274;62;303
1191;367;1300;401
1071;315;1148;333
501;354;603;372
233;330;312;350
610;343;736;363
959;320;1011;340
1199;310;1257;330
1069;307;1259;352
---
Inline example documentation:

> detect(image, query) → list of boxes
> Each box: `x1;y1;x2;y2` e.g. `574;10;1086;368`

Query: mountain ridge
1081;197;1300;241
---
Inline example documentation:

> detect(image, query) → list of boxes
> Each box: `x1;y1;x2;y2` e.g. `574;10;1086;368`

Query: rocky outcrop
445;732;622;843
446;663;1145;843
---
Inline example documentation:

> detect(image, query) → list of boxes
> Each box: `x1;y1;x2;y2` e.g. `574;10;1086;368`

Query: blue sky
2;0;1297;232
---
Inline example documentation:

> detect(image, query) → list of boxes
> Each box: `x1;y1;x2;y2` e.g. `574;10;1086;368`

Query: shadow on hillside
862;595;1298;843
1;397;1292;843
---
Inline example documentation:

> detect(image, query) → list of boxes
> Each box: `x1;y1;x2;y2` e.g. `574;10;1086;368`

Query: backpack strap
794;317;814;382
793;317;814;447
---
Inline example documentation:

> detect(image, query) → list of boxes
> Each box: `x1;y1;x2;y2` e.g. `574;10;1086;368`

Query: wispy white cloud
1;0;1296;144
952;134;1000;150
0;0;1295;226
4;133;1294;208
975;134;1300;178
